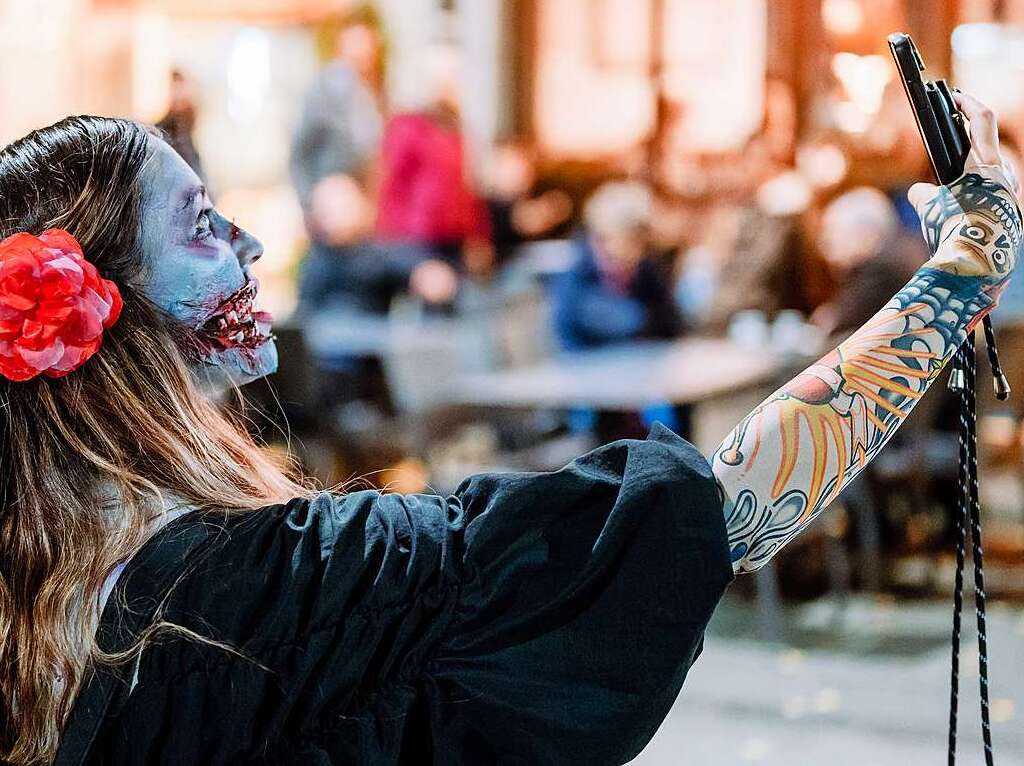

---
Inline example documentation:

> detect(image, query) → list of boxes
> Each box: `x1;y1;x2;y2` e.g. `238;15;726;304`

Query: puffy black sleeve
424;422;733;764
91;425;732;765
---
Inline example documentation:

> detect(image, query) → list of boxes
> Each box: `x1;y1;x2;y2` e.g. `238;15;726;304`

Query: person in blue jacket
553;181;682;351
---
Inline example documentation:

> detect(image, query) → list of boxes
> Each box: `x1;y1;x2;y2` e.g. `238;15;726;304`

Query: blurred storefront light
822;0;865;36
227;27;272;124
104;0;356;24
533;0;765;158
755;170;812;216
0;0;137;144
591;0;652;70
533;0;655;157
830;52;891;133
660;0;765;152
953;23;1024;117
796;142;848;188
132;11;171;121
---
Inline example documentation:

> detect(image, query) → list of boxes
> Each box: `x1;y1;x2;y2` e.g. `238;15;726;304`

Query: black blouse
60;424;733;765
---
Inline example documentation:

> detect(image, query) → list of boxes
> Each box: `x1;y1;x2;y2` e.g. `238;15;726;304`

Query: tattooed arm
713;94;1024;574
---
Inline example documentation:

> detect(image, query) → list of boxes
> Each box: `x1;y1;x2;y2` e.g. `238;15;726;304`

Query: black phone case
888;32;971;185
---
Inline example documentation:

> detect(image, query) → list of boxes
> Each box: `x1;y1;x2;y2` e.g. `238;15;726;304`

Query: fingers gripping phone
888;32;971;185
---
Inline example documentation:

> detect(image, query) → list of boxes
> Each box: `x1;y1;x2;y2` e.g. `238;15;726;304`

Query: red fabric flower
0;229;122;382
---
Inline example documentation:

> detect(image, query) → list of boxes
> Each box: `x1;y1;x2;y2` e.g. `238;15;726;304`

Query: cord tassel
982;317;1010;400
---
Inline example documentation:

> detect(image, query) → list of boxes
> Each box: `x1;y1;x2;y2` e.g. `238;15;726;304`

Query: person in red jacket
375;45;492;274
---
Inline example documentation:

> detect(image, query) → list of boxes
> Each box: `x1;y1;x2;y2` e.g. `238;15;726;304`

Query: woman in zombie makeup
0;97;1020;766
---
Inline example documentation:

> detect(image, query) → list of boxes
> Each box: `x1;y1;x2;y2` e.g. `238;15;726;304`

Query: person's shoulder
211;490;449;560
151;491;456;644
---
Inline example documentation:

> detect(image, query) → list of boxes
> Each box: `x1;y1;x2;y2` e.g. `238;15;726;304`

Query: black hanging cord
983;318;1011;401
947;334;996;766
964;335;996;765
947;347;969;766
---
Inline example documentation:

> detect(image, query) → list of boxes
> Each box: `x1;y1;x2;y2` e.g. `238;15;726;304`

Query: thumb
907;182;940;217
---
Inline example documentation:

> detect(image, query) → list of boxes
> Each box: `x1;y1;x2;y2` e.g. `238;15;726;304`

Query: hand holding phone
888;33;971;185
905;89;1021;282
889;32;1021;282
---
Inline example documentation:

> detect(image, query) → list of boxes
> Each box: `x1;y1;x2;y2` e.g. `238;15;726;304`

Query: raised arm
713;94;1023;574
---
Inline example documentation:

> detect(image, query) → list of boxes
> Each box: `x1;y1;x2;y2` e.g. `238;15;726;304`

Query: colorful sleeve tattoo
713;172;1022;574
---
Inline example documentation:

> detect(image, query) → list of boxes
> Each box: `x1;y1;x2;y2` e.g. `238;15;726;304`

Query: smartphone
888;32;971;185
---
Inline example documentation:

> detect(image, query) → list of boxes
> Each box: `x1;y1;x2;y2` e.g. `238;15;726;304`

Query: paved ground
633;594;1024;765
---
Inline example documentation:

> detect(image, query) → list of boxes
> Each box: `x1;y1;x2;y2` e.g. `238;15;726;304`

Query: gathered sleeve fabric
424;422;733;764
89;425;732;765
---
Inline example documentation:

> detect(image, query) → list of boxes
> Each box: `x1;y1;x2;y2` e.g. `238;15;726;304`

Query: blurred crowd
274;16;931;342
275;19;927;390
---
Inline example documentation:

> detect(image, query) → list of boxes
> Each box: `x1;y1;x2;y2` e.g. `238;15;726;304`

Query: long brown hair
0;116;313;765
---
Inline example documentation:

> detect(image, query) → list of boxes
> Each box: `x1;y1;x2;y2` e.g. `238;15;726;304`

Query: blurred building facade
6;1;1024;182
3;0;1024;315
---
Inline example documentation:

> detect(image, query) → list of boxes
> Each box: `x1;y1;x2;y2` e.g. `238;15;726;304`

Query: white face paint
139;139;277;390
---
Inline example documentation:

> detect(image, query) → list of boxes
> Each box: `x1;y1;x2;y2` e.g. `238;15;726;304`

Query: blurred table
507;239;576;280
447;337;796;410
302;311;392;360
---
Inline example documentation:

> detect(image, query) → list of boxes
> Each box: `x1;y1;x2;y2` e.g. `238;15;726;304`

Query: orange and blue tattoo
714;171;1021;573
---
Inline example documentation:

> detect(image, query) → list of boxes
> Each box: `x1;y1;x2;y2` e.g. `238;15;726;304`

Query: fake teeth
196;279;274;350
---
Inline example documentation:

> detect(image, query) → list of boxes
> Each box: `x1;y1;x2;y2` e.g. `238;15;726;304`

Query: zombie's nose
232;223;264;267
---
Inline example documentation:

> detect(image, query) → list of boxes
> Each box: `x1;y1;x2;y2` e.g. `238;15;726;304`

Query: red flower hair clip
0;229;122;382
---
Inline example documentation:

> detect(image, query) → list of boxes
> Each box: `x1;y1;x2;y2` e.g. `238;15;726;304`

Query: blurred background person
297;173;458;414
156;68;206;184
298;174;459;318
483;137;573;266
552;181;685;439
674;200;804;332
375;42;493;275
289;9;383;217
811;186;921;337
553;180;681;351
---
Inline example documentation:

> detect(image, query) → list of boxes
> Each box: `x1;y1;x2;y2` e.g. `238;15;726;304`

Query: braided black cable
948;347;970;766
962;334;996;765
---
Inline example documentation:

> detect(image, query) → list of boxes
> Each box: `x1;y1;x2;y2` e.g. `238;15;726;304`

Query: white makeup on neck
138;139;278;391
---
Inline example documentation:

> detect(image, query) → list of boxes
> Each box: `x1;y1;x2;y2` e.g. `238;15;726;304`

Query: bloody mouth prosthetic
195;279;273;352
